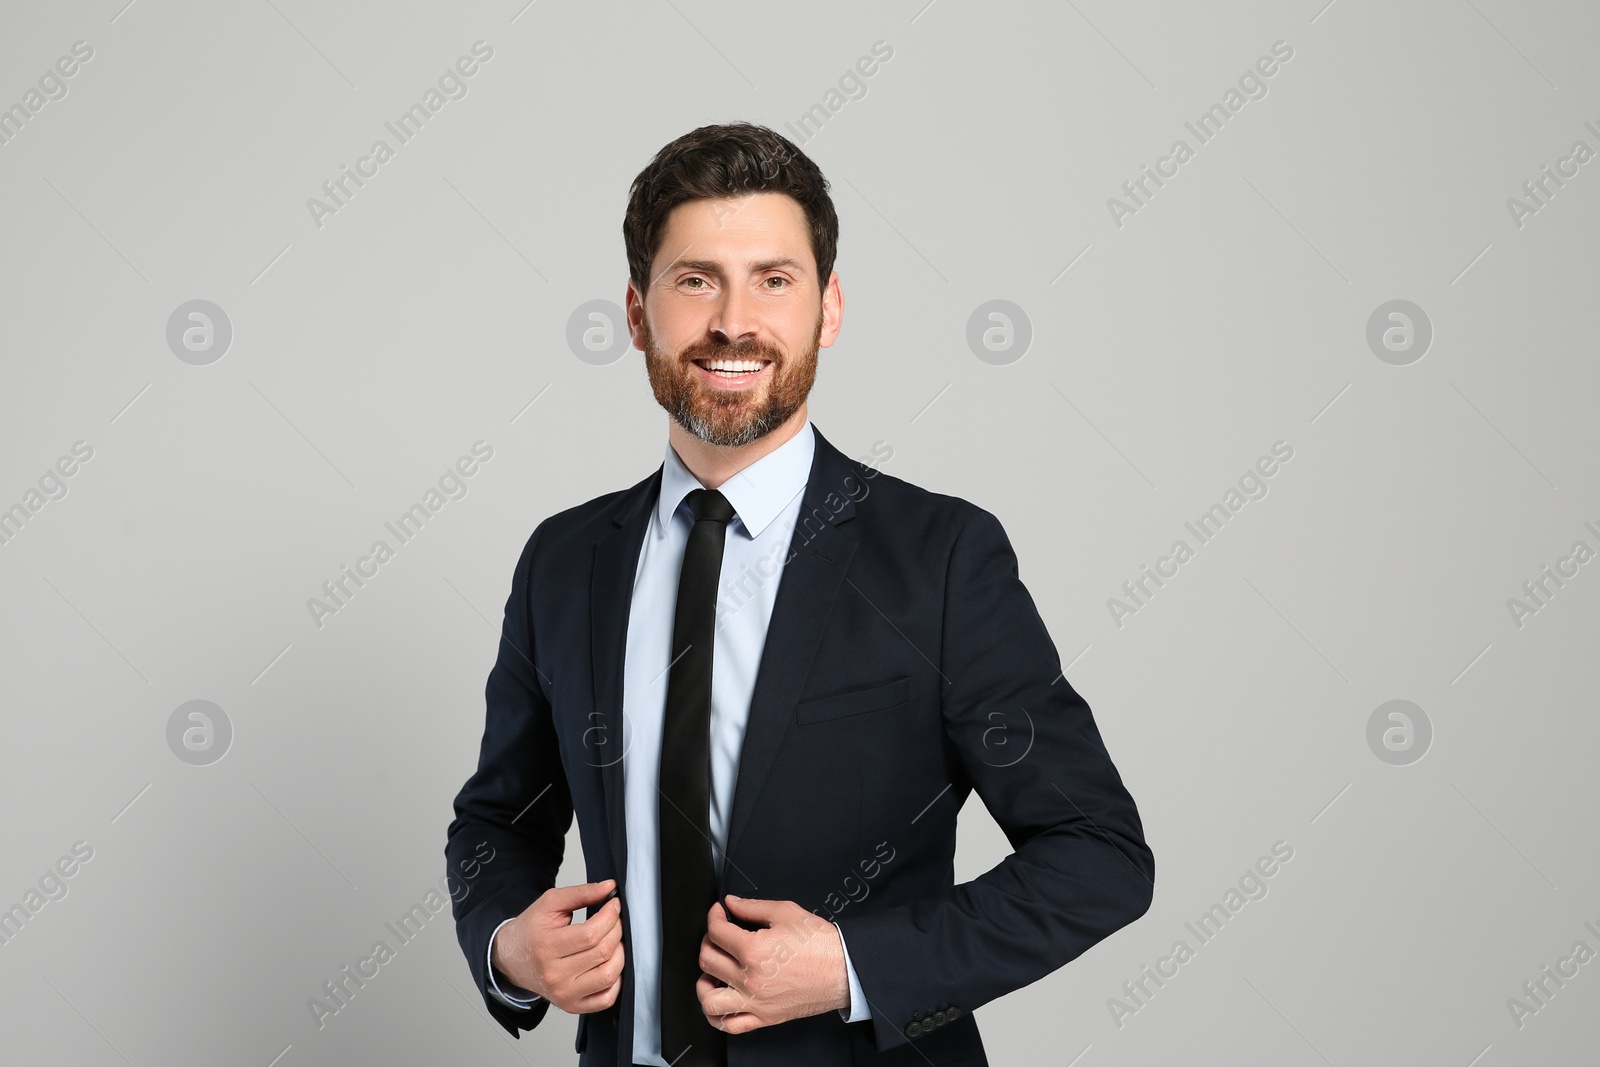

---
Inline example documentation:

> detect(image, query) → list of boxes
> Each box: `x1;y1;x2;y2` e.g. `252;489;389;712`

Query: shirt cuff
833;921;872;1023
486;915;542;1009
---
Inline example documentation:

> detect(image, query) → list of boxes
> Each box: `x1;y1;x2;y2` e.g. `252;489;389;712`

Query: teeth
702;359;765;372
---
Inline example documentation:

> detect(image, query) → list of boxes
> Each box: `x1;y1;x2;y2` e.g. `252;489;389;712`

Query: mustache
679;337;782;365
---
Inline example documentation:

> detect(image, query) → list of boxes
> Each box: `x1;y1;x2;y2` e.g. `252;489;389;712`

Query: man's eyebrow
750;257;808;275
668;257;809;277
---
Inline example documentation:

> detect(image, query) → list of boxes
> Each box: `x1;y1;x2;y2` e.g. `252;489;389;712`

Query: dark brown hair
623;122;839;294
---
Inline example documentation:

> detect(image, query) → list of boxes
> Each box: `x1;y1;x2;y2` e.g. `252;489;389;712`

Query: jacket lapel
723;428;860;864
590;466;661;883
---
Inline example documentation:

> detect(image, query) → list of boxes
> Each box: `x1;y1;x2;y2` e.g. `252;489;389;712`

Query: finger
705;902;757;955
546;895;619;955
722;894;780;926
716;1011;765;1035
555;907;625;976
570;970;623;1014
695;970;717;1000
540;879;616;918
569;940;626;1002
697;969;748;1019
550;897;622;958
696;933;745;989
553;896;622;958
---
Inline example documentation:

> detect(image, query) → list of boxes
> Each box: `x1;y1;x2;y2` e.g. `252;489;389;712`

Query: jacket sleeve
445;522;573;1037
834;507;1155;1053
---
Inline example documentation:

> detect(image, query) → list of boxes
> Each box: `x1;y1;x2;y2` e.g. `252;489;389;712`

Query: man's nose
708;285;757;345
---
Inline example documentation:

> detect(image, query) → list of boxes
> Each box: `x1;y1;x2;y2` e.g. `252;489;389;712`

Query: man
445;122;1154;1067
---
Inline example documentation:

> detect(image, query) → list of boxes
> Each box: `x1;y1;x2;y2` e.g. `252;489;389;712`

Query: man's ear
819;271;843;349
625;280;647;351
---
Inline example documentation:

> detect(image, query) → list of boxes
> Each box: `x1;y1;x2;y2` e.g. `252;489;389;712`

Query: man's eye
764;276;787;288
681;277;706;289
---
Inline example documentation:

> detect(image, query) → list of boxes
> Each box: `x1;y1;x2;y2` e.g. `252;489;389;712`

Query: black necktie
659;487;735;1067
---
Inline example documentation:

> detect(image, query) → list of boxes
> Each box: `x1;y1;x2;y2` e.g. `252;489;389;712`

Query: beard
640;311;822;448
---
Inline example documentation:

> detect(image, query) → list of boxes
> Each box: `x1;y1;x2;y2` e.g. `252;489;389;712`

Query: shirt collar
655;420;815;540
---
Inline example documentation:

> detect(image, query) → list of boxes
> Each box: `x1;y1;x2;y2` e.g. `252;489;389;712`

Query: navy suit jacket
445;426;1154;1066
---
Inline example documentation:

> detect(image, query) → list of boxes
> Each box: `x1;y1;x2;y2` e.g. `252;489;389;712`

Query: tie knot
686;487;735;525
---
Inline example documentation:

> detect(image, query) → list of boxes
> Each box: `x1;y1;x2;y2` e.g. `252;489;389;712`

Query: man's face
628;191;842;448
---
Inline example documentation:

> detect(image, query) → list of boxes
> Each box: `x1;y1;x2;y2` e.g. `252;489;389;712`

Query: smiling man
446;122;1154;1067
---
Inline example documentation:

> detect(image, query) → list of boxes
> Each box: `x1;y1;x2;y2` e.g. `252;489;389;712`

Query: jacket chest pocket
794;675;909;725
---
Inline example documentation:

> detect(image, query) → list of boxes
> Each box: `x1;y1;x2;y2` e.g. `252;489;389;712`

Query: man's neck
667;404;809;490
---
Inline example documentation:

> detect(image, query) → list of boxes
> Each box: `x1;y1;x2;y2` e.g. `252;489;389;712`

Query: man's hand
695;894;850;1033
491;879;624;1014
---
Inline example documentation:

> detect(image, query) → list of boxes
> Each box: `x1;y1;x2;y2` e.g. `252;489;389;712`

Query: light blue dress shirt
486;420;871;1062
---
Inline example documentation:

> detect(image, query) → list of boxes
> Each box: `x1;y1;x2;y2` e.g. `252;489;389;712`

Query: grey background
1;0;1595;1064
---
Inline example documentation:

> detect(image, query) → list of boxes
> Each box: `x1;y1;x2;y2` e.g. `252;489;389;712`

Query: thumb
540;879;616;919
723;893;778;921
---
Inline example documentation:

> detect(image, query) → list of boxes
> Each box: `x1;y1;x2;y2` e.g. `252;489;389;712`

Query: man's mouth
690;357;772;384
